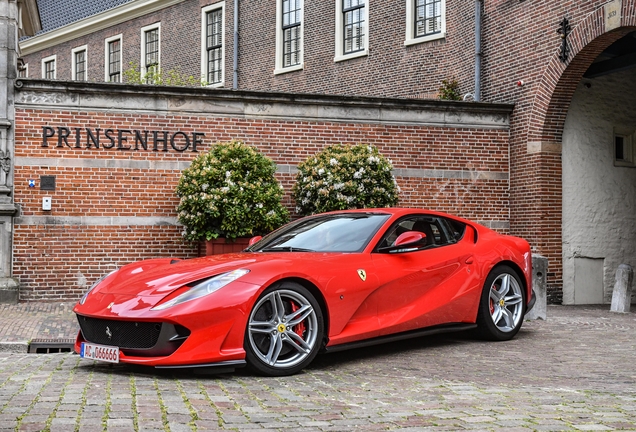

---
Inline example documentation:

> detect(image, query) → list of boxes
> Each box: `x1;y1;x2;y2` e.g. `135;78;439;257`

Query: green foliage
438;77;462;101
123;61;208;87
292;144;400;216
176;141;289;241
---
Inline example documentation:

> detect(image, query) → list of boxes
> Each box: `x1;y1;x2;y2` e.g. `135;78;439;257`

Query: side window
377;216;462;251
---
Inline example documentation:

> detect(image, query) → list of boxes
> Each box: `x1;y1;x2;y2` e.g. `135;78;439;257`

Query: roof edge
19;0;185;55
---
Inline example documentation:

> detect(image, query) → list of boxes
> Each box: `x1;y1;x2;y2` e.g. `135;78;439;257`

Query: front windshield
249;213;391;253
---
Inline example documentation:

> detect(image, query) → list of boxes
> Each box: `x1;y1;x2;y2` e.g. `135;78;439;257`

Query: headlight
151;269;250;311
79;270;117;305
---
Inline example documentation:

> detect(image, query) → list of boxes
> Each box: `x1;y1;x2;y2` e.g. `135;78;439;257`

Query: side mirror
248;236;262;246
378;231;427;253
394;231;425;247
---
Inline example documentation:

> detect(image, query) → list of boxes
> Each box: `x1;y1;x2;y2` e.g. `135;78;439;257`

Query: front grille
77;315;162;349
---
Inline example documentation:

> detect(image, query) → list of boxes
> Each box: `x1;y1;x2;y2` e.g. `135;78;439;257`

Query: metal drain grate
28;338;75;354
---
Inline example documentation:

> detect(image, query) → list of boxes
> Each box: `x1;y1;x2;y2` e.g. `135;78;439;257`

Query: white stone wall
562;68;636;304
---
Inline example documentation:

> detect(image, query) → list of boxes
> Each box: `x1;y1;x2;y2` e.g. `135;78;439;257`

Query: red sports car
74;208;534;376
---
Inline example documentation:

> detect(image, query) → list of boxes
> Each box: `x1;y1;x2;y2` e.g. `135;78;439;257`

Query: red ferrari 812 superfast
74;208;535;376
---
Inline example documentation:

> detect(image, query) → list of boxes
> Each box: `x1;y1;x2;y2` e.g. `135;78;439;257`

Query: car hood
94;252;346;298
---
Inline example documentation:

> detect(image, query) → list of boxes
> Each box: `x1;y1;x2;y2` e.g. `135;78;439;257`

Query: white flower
368;156;379;164
334;183;344;190
220;186;230;193
256;203;263;209
329;158;338;166
225;171;231;178
318;168;325;175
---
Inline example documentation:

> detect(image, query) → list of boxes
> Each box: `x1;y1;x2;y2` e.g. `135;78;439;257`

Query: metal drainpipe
233;0;239;89
474;0;482;101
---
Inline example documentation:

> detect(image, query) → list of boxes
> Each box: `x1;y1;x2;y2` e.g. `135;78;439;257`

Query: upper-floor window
72;46;88;81
334;0;368;62
405;0;446;46
141;24;160;83
42;55;56;79
275;0;303;74
201;3;224;86
105;35;122;83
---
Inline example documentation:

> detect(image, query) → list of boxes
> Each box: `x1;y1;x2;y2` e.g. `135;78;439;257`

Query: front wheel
245;282;324;376
475;265;525;341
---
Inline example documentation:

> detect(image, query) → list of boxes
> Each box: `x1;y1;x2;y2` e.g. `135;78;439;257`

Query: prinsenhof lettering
42;126;204;152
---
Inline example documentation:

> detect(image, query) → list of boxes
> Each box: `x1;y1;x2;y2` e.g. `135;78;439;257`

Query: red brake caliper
290;301;306;337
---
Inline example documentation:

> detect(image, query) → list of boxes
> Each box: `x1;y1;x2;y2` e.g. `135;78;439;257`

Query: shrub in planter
176;141;289;242
292;143;400;216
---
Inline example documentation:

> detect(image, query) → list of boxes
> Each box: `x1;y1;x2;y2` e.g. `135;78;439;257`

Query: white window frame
41;54;56;79
275;0;304;75
334;0;369;63
405;0;446;46
104;34;123;82
72;45;88;81
140;23;161;81
201;2;225;88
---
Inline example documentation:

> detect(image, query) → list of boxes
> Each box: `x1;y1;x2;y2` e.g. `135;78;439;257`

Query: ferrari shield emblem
357;269;367;281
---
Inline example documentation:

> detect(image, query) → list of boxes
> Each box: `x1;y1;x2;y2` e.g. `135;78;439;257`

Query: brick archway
528;4;636;145
517;1;636;303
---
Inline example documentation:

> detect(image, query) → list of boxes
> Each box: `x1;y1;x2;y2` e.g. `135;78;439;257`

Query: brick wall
13;82;511;300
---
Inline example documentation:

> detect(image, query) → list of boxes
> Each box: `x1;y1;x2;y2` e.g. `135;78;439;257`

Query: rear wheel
245;282;324;376
476;265;525;341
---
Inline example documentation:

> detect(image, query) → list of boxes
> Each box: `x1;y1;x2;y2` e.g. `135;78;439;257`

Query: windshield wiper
261;246;315;252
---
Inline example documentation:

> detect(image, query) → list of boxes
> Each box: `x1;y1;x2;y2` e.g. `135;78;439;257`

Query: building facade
8;0;636;304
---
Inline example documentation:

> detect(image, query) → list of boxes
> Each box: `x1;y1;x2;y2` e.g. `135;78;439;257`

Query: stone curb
0;340;28;353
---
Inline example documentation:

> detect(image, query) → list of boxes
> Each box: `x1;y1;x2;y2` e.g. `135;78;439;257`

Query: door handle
465;256;474;264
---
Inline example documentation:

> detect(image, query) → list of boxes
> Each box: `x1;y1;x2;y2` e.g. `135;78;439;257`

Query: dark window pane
108;40;121;83
415;0;442;37
282;0;301;67
206;9;223;84
616;136;625;160
343;0;365;54
144;29;159;83
75;50;86;81
44;60;55;79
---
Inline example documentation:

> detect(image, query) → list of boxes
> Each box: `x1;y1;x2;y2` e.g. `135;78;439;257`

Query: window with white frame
141;24;160;83
72;46;88;81
105;35;122;83
42;55;56;79
334;0;368;62
275;0;303;74
201;3;224;87
405;0;446;46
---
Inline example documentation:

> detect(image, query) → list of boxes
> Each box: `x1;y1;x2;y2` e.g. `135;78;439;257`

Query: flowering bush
292;144;400;215
176;141;289;241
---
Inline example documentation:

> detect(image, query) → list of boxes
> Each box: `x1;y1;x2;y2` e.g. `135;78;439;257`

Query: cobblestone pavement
0;304;635;431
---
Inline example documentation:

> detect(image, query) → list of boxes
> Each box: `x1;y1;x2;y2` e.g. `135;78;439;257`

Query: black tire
475;265;526;341
244;282;324;376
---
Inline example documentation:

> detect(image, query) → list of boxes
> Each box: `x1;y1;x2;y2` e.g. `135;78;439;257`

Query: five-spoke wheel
245;282;324;376
476;265;525;341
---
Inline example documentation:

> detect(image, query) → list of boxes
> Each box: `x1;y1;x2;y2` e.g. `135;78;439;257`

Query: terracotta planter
200;238;251;256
